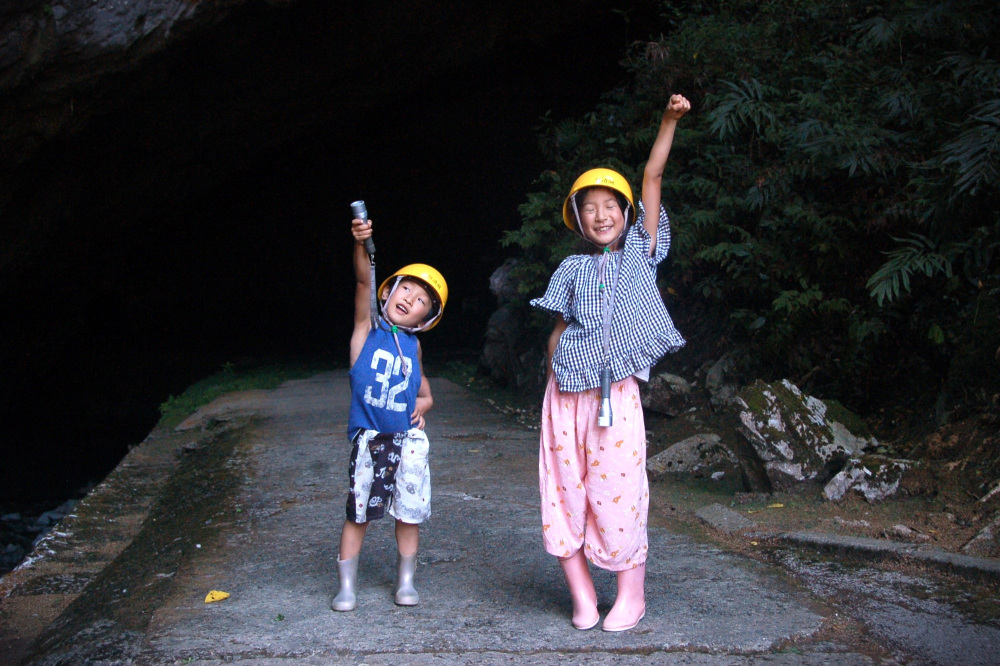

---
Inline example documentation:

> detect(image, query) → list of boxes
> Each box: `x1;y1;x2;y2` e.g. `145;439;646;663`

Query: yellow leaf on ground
205;590;230;603
767;503;785;509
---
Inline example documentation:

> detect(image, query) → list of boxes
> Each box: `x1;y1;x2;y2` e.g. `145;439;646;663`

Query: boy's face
382;279;434;328
578;186;626;247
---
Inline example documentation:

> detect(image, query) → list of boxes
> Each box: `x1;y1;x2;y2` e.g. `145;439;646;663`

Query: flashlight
351;200;376;256
598;366;613;427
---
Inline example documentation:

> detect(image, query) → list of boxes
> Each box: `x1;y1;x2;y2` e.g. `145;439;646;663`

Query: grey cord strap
596;247;623;427
369;258;378;330
376;275;410;378
597;247;624;366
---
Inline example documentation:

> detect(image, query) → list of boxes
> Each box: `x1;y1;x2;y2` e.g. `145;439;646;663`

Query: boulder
709;384;741;409
891;524;931;541
488;258;523;304
736;379;877;490
823;456;913;502
480;304;541;388
703;352;743;409
695;503;756;533
646;433;737;479
640;371;692;417
704;353;734;393
481;261;546;388
961;512;1000;558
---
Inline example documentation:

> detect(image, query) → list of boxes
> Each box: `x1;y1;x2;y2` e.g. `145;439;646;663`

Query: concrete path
2;372;876;664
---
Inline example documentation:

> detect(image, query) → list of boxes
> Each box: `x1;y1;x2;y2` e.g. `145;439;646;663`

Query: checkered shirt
530;203;686;393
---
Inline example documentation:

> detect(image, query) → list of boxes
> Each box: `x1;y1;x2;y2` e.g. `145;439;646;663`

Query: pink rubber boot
602;563;645;632
559;550;600;630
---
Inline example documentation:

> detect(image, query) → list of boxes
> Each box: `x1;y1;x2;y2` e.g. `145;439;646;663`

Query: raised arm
349;217;375;367
641;94;691;254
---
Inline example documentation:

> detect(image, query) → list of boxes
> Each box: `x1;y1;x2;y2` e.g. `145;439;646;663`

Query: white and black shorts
345;428;431;524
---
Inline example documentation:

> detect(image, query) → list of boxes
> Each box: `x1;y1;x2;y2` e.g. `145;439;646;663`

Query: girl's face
577;187;626;248
383;279;434;328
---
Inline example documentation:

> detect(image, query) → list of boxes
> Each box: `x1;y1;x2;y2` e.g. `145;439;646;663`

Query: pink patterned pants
538;373;649;571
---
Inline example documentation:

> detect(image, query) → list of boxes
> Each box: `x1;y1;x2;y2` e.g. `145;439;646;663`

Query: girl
530;94;691;632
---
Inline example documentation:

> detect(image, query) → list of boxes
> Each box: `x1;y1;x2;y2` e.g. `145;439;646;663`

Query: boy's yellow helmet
379;263;448;330
562;168;635;231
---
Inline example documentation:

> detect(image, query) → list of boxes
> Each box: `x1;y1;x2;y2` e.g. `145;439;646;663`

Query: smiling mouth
396;304;409;315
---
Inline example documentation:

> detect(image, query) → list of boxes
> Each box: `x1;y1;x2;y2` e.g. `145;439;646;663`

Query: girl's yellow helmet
562;168;635;232
379;263;448;330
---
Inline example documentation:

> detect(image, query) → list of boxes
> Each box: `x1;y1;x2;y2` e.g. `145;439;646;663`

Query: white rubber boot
394;552;420;606
331;556;359;611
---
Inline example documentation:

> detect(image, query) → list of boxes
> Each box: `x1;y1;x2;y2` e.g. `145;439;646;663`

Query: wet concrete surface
1;371;997;663
771;547;1000;665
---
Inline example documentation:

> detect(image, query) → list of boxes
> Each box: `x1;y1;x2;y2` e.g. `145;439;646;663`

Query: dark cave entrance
1;1;651;502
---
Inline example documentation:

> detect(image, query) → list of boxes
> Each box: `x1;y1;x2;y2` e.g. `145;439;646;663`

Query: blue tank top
348;325;421;435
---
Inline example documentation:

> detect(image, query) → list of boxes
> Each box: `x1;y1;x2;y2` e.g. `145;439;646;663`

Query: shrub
503;0;1000;416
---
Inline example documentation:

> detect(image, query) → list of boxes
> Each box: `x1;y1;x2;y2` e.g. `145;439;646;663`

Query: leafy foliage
502;0;1000;414
866;234;955;307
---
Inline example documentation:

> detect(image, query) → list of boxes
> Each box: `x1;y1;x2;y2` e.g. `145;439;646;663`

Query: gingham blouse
530;202;686;393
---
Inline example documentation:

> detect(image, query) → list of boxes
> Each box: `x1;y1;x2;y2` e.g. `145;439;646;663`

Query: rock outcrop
646;433;738;480
1;0;243;168
640;371;693;417
736;379;877;490
822;456;914;502
481;259;543;388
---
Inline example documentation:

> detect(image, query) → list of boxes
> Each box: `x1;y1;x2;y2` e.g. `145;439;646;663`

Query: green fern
941;99;1000;197
706;79;777;141
866;234;954;306
500;0;1000;407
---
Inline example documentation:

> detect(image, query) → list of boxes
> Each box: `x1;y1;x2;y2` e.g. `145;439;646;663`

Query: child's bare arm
411;342;432;428
349;218;375;367
641;94;691;254
411;377;432;429
546;318;568;384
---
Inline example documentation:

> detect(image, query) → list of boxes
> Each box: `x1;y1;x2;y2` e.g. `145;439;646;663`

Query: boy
331;215;448;611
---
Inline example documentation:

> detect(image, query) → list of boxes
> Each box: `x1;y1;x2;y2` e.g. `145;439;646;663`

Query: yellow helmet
379;263;448;330
562;167;635;232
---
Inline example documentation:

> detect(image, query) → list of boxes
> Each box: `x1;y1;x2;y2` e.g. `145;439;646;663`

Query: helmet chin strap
380;277;441;333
